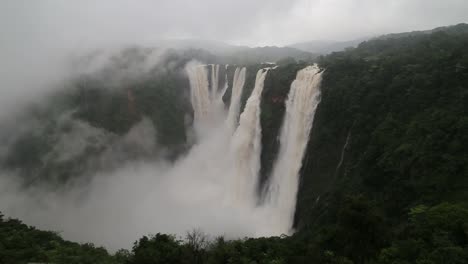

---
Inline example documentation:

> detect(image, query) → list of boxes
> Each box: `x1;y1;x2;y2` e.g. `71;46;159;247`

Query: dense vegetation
1;24;468;263
0;212;118;264
295;23;468;262
2;201;467;263
1;48;198;185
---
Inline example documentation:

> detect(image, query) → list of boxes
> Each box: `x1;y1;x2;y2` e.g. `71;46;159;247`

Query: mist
0;55;267;251
1;0;468;253
0;106;254;252
0;155;262;251
1;0;467;117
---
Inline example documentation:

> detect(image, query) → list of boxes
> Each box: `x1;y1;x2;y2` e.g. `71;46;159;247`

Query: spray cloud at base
0;61;323;251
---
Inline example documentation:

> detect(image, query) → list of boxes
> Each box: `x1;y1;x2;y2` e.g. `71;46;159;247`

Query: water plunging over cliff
186;63;322;236
263;64;323;234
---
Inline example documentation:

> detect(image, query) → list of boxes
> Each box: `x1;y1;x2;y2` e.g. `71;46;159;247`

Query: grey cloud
5;0;465;48
1;0;467;117
1;0;468;250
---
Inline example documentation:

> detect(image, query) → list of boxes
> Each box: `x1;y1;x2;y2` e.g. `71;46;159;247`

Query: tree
131;234;183;264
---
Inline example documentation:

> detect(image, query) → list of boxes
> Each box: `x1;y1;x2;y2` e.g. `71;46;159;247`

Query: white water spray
231;68;269;205
186;63;265;203
167;61;321;238
187;64;211;131
226;67;246;132
0;61;325;250
219;66;229;102
183;63;270;231
210;64;220;100
263;64;323;234
187;63;228;136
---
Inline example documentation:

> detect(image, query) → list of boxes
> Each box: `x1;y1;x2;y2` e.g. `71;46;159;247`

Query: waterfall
2;61;327;247
185;63;271;213
210;64;220;100
187;63;228;136
187;64;211;132
231;68;269;205
185;62;322;237
219;65;229;102
226;67;246;132
263;64;323;234
335;129;351;178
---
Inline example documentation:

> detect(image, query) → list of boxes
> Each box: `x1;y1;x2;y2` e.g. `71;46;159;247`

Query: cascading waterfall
186;63;267;206
231;68;269;205
186;62;322;237
263;64;323;234
210;64;219;99
0;60;327;250
210;64;228;117
219;66;229;103
226;67;246;132
187;65;211;131
187;63;229;136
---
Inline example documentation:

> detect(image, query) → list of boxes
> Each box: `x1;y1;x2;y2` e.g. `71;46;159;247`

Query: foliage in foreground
2;24;468;263
2;201;467;263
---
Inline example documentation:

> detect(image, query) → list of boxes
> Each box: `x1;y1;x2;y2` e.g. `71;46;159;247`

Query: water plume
0;62;323;250
226;67;246;132
263;64;323;234
230;68;269;205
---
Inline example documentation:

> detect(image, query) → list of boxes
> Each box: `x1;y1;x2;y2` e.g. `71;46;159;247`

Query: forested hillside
0;47;312;187
0;213;120;264
295;22;468;263
1;24;468;263
298;23;468;221
0;48;196;186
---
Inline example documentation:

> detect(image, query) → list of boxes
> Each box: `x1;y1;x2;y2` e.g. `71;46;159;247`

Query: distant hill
2;23;468;264
287;38;369;54
375;23;468;40
76;38;318;68
157;38;247;54
225;46;316;65
288;23;468;55
159;39;316;64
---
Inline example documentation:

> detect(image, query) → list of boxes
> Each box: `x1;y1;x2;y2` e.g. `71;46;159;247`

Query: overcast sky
0;0;468;246
2;0;468;48
0;0;467;118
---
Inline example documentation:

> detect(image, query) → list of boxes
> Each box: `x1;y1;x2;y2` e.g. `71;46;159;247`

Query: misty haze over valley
1;1;468;263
